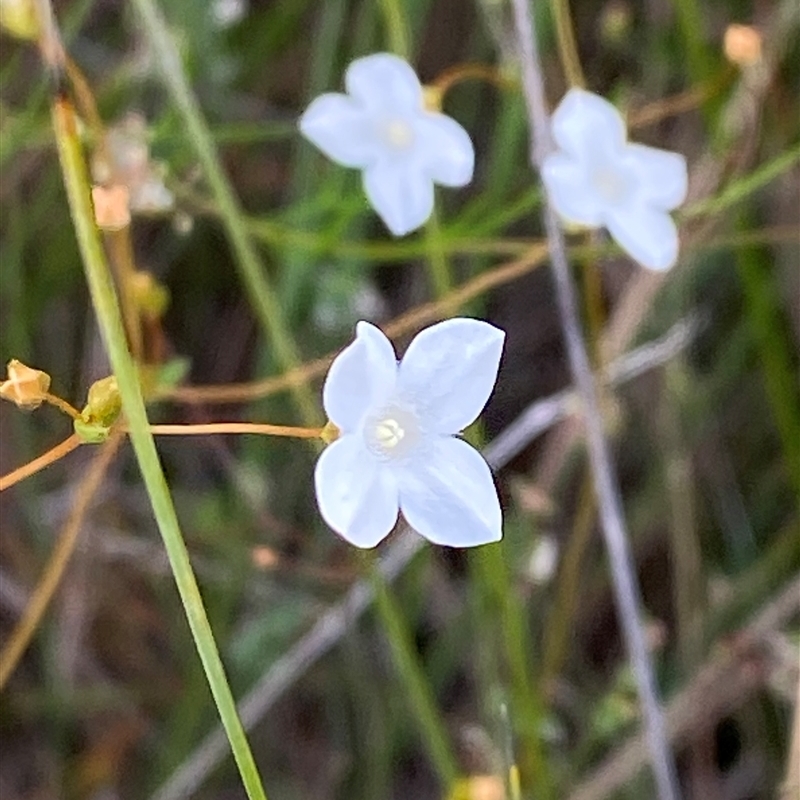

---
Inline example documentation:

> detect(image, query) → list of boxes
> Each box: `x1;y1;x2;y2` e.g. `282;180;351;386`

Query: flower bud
0;359;51;410
130;271;169;319
724;24;762;68
92;184;131;231
0;0;39;42
74;376;122;443
84;376;122;427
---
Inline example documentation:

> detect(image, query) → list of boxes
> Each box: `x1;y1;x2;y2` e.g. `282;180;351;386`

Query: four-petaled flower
314;319;505;548
299;53;475;237
541;88;688;271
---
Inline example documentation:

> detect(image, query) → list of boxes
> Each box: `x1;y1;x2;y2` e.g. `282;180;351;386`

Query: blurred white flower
315;318;505;548
211;0;247;28
299;53;475;237
94;112;174;214
527;534;559;585
541;88;688;271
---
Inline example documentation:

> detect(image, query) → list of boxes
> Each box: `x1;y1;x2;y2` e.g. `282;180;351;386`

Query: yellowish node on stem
320;420;340;444
0;359;51;410
422;85;443;112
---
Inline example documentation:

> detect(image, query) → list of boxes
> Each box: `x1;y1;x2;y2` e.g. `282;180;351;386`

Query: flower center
591;165;630;204
380;118;415;151
375;418;405;449
364;405;421;460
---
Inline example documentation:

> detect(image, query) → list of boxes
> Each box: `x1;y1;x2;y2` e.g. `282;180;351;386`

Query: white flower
299;53;475;237
541;88;688;271
211;0;247;27
315;318;505;548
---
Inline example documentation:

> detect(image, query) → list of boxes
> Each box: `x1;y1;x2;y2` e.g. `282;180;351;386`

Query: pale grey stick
508;1;681;798
489;316;698;465
568;576;800;800
150;320;696;800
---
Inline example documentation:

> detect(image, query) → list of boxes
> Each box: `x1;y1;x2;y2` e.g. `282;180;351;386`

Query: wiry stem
0;433;82;492
0;434;121;691
42;392;82;419
147;422;323;439
508;1;681;798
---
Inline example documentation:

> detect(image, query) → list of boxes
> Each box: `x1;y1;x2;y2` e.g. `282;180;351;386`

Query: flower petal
623;143;688;210
315;436;399;548
323;321;397;432
605;206;681;271
541;152;604;227
299;93;379;169
345;53;423;113
414;112;474;187
551;88;626;161
363;161;434;236
397;318;505;434
398;436;502;547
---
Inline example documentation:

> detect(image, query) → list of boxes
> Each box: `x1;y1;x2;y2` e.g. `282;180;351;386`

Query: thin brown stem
63;54;104;140
628;72;732;130
160;243;550;405
0;433;82;492
147;422;324;439
431;63;511;98
42;392;82;419
157;223;796;408
549;0;586;87
0;434;122;691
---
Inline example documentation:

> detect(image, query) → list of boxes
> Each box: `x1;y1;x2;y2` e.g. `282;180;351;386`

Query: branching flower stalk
508;1;681;799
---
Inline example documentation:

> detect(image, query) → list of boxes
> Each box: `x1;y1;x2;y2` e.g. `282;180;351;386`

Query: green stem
367;559;458;788
51;96;268;800
683;142;800;219
378;0;410;58
471;543;553;797
461;422;552;797
129;0;319;425
735;209;800;494
424;208;453;299
541;475;595;685
548;0;585;87
670;0;715;87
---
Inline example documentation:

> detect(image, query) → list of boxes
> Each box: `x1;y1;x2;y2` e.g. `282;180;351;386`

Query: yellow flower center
365;405;421;460
375;417;406;450
591;166;630;204
382;119;414;150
